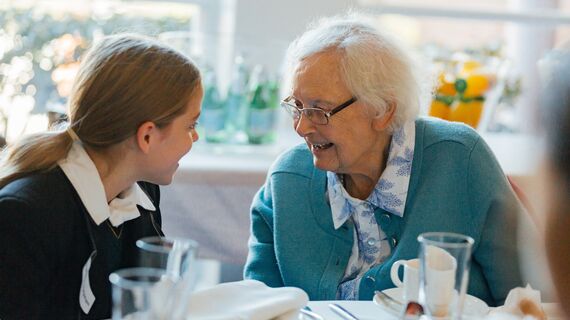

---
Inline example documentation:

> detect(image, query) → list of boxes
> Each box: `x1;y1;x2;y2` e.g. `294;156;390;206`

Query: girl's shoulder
0;167;76;213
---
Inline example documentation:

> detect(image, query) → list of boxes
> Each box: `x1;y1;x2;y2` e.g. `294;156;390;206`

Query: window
0;0;198;141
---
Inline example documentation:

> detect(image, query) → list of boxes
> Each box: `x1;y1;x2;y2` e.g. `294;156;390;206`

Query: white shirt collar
328;120;416;229
58;142;156;227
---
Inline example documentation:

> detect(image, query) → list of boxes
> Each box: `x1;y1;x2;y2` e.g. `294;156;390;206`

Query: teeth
312;143;332;150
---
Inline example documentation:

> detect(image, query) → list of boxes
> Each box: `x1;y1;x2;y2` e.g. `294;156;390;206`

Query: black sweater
0;167;163;319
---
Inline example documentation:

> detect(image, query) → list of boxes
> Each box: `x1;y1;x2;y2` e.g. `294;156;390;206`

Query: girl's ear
372;101;396;131
135;121;158;154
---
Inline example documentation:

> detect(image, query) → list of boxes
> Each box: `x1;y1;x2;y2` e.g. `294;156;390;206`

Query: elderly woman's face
290;51;391;174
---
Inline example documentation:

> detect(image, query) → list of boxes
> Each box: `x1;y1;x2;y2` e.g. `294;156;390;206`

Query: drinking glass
418;232;474;319
136;236;198;280
135;237;200;318
109;267;172;320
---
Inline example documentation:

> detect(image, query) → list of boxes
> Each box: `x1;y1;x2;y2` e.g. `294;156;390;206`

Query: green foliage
0;7;191;122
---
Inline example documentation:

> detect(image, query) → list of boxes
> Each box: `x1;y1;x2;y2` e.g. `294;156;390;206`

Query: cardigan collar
309;119;425;237
327;121;416;229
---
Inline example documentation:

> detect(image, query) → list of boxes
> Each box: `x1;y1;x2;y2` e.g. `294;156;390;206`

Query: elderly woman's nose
294;114;315;136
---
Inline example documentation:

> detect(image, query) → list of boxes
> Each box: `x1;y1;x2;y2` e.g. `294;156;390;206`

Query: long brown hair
0;34;201;188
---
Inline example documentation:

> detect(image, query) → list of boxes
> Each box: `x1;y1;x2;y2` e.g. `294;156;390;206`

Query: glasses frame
280;96;357;125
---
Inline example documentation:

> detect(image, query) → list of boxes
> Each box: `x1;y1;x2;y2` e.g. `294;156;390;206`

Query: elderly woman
244;16;523;306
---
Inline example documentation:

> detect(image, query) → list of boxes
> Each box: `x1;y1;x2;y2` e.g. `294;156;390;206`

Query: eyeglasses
280;96;357;125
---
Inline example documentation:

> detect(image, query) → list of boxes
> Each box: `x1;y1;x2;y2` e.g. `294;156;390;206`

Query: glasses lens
304;109;327;125
281;98;329;125
281;102;300;120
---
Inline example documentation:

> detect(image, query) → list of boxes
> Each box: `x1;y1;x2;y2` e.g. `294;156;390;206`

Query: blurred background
0;0;565;295
3;0;570;143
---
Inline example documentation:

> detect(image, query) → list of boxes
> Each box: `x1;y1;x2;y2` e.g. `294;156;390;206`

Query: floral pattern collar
328;120;416;229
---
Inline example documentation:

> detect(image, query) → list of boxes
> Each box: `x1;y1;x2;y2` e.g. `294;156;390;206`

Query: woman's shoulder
416;117;481;151
268;143;315;177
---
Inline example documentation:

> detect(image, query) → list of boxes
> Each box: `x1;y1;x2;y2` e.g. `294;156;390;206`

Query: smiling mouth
311;142;334;151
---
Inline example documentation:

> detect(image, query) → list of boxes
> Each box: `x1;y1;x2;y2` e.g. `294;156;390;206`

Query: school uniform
0;142;164;319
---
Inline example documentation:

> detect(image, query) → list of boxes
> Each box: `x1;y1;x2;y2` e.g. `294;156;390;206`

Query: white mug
390;258;420;302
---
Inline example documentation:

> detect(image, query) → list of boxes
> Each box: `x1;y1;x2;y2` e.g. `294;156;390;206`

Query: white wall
233;0;358;74
194;0;357;91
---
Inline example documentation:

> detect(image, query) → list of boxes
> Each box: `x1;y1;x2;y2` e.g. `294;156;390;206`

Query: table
308;301;393;320
306;301;564;320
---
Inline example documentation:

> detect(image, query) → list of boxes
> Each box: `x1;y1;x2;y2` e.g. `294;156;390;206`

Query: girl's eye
189;122;199;130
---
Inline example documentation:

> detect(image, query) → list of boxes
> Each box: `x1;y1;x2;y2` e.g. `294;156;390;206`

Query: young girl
0;34;202;319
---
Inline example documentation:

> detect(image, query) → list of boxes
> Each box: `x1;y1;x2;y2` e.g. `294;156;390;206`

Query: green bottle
224;55;249;143
201;71;226;143
246;72;279;144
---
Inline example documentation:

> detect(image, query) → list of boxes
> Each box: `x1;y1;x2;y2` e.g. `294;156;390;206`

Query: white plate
373;288;490;317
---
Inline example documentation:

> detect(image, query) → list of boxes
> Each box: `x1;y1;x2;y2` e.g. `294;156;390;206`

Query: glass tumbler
136;236;198;280
109;267;172;320
418;232;474;319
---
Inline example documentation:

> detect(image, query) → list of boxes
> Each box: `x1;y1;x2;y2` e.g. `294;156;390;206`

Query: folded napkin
150;279;309;320
488;285;546;320
186;280;308;320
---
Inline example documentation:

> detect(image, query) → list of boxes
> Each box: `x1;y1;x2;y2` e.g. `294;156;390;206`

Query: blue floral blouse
326;120;416;299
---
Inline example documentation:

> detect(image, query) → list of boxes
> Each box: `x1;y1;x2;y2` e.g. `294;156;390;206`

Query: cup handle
390;260;405;287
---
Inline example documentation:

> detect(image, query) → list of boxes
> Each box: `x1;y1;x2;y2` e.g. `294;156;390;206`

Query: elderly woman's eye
310;102;326;110
305;109;316;117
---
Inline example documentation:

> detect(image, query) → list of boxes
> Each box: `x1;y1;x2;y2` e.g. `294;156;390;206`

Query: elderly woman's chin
310;149;340;172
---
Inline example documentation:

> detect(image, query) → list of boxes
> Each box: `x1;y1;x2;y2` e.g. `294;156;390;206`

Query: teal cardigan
244;118;523;306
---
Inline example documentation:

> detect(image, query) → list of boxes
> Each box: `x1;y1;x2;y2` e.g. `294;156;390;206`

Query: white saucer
373;288;489;317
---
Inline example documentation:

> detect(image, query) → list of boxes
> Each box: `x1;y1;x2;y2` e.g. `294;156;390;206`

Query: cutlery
374;290;402;306
373;291;424;320
300;307;325;320
328;303;359;320
373;290;402;316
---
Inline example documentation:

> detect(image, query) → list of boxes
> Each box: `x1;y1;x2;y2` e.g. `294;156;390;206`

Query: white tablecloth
308;301;393;320
306;301;564;320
